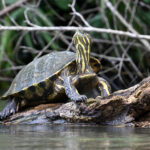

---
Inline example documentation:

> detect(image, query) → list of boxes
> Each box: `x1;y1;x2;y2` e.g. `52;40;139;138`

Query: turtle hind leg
97;77;111;98
0;99;18;120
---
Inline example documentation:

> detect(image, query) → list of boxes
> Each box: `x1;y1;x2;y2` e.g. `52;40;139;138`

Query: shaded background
0;0;150;97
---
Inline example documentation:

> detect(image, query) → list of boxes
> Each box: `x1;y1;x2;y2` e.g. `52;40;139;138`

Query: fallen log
1;76;150;128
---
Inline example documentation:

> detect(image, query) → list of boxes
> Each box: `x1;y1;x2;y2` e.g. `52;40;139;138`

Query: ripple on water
0;124;150;150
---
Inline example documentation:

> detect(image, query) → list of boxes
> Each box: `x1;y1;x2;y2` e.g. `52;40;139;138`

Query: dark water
0;124;150;150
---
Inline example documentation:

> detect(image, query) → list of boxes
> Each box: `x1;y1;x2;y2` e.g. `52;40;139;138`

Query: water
0;124;150;150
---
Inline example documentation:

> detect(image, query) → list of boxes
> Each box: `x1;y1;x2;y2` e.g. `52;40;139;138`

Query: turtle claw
0;99;17;120
73;95;87;102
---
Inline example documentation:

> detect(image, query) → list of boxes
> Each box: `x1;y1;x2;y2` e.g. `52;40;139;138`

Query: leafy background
0;0;150;99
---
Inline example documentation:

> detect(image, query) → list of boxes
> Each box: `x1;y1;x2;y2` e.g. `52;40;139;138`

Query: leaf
24;33;33;48
88;14;105;28
10;8;25;24
0;18;12;67
143;0;150;3
41;32;59;50
5;0;17;5
54;0;70;10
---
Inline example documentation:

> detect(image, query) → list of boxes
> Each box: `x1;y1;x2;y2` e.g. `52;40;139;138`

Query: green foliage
5;0;17;4
0;19;12;65
137;9;150;29
143;0;150;3
54;0;70;10
0;0;150;95
89;14;104;27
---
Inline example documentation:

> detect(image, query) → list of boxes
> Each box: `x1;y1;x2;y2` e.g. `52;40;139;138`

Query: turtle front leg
97;77;111;98
63;76;87;102
0;99;19;119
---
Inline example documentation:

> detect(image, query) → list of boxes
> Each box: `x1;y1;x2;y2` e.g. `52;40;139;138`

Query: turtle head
72;31;91;74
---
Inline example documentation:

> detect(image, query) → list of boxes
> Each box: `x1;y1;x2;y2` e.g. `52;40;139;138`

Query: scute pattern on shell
2;51;75;98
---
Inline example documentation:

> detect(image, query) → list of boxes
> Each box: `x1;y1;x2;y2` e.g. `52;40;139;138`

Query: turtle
0;31;111;119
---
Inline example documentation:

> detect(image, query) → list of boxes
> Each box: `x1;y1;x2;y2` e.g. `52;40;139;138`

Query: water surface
0;124;150;150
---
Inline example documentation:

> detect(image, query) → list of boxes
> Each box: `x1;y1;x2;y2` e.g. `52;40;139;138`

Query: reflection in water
0;124;150;150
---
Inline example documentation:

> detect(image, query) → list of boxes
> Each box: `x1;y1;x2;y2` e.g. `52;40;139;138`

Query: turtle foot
72;95;87;102
0;99;18;120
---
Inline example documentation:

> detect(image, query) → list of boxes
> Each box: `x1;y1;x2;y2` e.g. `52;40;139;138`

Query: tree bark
1;76;150;128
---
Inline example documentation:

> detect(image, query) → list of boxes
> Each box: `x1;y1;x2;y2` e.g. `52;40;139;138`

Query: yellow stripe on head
85;34;91;45
72;31;91;74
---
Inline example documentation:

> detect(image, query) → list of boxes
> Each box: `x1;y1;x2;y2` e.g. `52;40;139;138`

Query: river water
0;124;150;150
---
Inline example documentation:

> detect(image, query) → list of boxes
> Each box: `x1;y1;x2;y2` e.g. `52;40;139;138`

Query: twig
92;38;142;47
34;32;60;59
0;26;150;41
24;8;40;27
139;1;150;10
0;0;30;17
90;52;130;62
129;0;138;25
0;77;13;82
98;64;119;75
123;1;147;33
69;0;91;27
45;0;66;21
100;5;121;58
0;66;24;73
2;0;19;26
80;7;99;15
63;34;143;47
104;0;150;52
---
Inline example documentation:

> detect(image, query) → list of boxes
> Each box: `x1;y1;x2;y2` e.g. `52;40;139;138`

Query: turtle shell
1;51;101;100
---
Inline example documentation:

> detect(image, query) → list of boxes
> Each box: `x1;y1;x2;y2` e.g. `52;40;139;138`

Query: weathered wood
1;76;150;127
